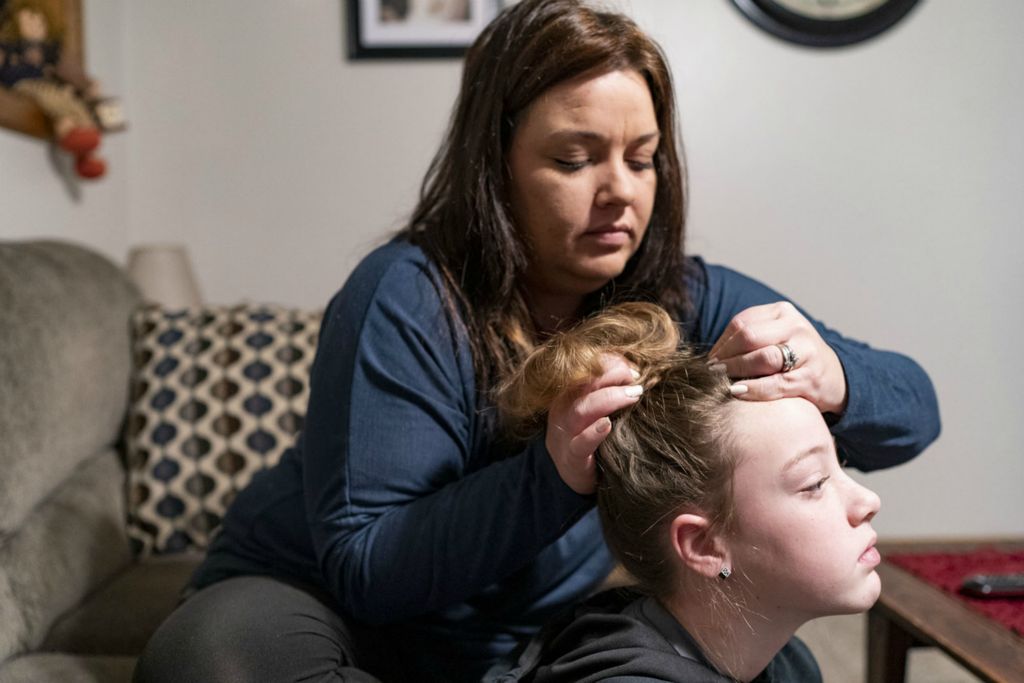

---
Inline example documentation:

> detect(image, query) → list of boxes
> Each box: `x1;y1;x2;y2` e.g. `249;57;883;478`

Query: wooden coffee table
869;539;1024;683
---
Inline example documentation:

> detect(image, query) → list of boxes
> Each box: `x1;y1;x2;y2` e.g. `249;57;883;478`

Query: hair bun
497;302;681;427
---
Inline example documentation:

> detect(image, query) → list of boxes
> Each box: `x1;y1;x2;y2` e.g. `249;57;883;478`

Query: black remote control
960;572;1024;598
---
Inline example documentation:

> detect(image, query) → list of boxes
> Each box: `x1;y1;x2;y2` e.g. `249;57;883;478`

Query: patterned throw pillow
125;304;322;556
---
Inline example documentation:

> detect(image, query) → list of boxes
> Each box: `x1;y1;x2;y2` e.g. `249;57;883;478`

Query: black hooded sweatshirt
489;589;822;683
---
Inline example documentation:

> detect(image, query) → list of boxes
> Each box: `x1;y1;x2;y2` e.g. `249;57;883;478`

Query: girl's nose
848;479;881;526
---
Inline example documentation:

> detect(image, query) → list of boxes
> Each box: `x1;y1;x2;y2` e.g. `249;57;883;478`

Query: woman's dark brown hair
400;0;689;395
499;303;736;596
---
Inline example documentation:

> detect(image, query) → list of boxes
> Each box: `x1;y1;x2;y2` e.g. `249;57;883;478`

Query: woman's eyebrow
545;130;660;145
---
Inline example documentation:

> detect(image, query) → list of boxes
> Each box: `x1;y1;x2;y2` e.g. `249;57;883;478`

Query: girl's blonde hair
499;302;736;595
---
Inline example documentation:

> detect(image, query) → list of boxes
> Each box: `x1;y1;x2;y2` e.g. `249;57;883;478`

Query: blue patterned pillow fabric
125;304;321;556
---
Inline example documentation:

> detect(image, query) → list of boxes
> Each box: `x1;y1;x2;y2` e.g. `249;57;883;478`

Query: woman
494;302;882;682
135;1;939;681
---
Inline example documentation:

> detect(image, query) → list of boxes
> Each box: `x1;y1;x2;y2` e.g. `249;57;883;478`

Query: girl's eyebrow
782;443;830;474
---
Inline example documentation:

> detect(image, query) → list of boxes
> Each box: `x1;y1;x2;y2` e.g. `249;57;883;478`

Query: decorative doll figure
0;0;117;179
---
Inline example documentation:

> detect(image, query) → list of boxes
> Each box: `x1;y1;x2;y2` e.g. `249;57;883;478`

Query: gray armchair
0;240;200;683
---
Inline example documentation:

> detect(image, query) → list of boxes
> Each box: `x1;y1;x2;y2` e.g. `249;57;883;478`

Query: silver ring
777;343;798;373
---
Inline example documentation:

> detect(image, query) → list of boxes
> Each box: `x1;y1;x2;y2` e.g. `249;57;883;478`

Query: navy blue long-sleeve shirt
191;240;940;682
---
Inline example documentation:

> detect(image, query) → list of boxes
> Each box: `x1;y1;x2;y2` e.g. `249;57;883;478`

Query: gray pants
133;575;381;683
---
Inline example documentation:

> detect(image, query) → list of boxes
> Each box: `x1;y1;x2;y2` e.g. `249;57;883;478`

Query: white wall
2;1;1020;539
122;1;461;306
626;0;1024;539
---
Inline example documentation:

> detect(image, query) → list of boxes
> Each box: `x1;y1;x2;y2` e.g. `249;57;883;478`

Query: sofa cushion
42;553;202;656
0;653;135;683
125;304;321;556
0;240;139;536
0;451;130;665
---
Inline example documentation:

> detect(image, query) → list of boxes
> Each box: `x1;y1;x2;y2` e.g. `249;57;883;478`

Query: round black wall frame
730;0;922;48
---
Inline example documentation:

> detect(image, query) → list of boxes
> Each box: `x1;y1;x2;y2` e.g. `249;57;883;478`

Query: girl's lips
859;546;880;566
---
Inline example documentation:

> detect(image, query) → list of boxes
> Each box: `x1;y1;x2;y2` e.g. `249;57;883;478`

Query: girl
496;302;881;682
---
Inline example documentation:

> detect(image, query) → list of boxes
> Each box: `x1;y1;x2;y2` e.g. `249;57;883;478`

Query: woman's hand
708;302;848;415
545;354;643;495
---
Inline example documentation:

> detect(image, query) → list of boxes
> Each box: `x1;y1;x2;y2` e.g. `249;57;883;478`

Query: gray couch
0;240;201;683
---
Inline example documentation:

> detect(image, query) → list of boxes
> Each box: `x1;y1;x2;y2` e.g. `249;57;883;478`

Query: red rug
886;548;1024;636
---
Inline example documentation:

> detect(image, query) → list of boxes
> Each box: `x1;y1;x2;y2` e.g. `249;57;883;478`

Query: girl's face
724;398;882;621
507;68;659;312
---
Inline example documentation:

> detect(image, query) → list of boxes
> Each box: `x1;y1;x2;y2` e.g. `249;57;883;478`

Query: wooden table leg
867;607;915;683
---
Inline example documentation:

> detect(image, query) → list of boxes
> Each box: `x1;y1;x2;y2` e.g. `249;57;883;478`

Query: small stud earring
718;566;731;579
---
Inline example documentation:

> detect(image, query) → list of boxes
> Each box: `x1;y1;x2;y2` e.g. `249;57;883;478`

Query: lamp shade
125;244;202;310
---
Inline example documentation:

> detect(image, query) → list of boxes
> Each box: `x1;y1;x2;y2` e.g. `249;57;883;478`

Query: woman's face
724;398;882;621
507;68;659;313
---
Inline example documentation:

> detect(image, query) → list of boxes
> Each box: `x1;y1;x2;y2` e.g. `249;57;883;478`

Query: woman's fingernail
625;385;644;397
596;417;611;433
729;384;748;396
707;356;719;365
630;368;641;381
709;363;726;373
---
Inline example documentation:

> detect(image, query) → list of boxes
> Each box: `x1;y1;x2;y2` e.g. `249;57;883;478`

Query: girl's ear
670;513;729;579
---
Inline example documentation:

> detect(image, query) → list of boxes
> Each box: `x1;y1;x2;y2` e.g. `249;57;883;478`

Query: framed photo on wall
0;0;84;138
347;0;502;59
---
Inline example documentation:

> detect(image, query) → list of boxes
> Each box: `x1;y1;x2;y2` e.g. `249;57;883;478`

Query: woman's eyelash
555;159;587;171
803;476;830;493
553;158;654;171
